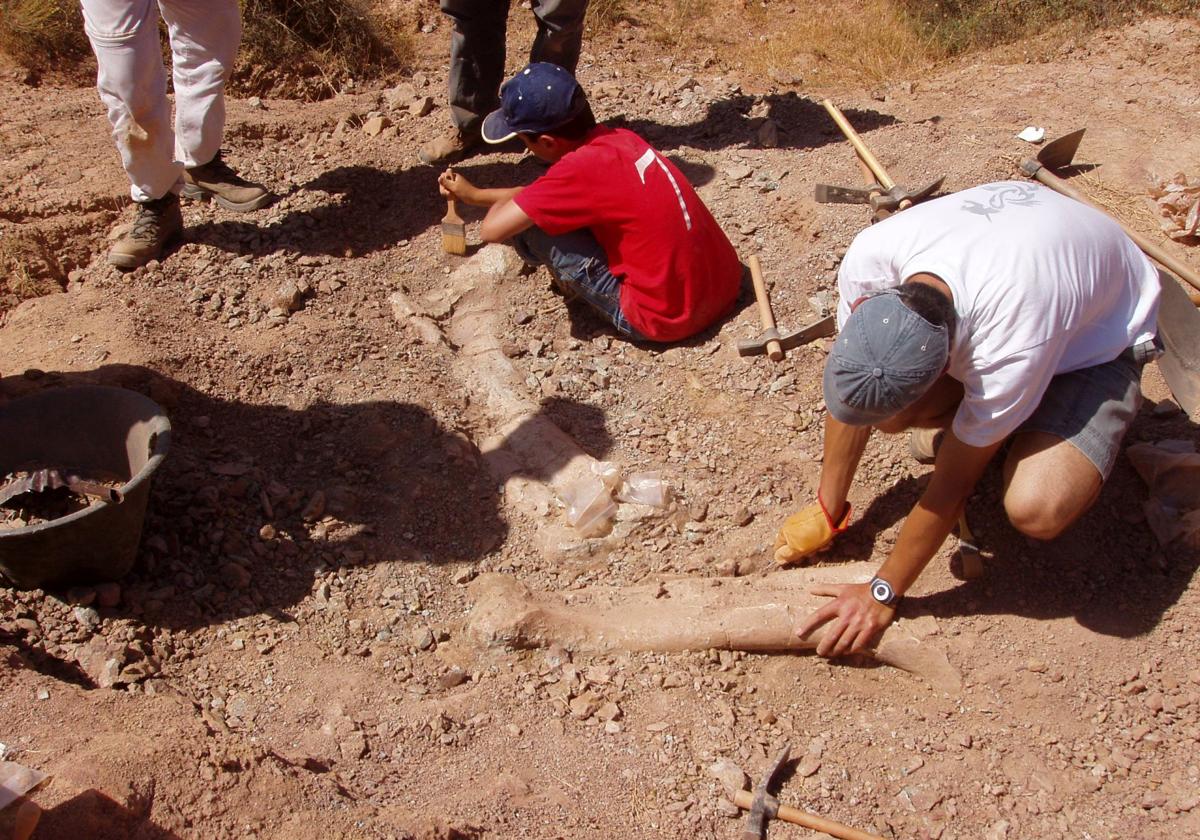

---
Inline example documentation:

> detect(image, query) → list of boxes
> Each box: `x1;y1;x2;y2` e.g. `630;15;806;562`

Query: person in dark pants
418;0;590;166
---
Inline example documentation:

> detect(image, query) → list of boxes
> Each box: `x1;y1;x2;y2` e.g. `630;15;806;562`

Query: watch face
870;578;895;605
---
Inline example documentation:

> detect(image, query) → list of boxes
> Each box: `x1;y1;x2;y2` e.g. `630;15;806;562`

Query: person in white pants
81;0;273;269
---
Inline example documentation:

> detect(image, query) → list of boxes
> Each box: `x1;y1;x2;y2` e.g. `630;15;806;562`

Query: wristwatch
868;576;901;608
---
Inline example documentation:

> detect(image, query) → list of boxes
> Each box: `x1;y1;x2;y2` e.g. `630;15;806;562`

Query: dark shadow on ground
608;93;900;153
0;367;611;632
30;788;183;840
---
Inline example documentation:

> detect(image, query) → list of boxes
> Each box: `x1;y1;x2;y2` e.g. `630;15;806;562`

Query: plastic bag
559;461;622;537
1127;441;1200;545
616;472;673;508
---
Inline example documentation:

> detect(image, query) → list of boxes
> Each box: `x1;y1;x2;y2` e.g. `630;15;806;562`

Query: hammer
733;743;884;840
816;99;945;219
737;256;837;359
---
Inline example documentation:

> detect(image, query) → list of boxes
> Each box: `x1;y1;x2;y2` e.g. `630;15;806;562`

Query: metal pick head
740;742;791;839
1035;128;1086;171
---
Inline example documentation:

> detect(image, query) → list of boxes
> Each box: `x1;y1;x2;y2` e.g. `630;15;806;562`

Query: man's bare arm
797;430;1003;657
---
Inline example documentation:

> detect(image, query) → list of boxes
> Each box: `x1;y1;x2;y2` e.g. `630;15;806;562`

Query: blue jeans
512;225;644;339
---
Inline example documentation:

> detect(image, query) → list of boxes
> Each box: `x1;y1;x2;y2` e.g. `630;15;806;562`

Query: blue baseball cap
823;289;950;426
481;62;586;144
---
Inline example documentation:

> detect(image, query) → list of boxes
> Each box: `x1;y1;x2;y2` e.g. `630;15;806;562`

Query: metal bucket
0;385;171;589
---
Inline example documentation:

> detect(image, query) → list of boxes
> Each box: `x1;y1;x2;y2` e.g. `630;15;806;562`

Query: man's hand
795;582;895;658
438;168;478;204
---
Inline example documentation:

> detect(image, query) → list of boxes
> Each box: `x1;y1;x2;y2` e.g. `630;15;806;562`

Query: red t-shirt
513;127;741;342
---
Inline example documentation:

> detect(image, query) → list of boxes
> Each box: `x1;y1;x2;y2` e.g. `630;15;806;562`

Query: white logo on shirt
961;182;1041;220
634;148;692;230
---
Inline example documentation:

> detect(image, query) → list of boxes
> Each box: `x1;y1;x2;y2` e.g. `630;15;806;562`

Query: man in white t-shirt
773;181;1161;658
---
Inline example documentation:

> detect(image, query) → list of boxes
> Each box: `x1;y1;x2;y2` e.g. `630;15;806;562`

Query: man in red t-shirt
438;62;741;343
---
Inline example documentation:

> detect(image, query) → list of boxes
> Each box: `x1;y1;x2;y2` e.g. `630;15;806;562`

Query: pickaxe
816;99;945;218
732;742;883;840
1020;129;1200;296
737;256;837;360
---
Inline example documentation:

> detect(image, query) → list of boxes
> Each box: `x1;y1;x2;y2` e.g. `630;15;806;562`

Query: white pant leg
158;0;240;168
81;0;181;202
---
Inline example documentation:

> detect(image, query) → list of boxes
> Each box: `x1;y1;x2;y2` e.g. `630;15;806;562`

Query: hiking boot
107;193;183;270
182;151;274;212
418;129;483;166
909;427;945;465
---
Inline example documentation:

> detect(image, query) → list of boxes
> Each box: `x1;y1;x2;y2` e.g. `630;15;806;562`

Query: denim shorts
1015;346;1154;479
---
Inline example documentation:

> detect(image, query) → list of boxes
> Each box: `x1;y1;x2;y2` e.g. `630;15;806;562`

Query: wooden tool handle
748;255;784;361
732;790;884;840
822;99;896;191
1031;167;1200;294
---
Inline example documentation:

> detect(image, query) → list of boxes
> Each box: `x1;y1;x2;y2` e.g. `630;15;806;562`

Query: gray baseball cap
823;289;950;426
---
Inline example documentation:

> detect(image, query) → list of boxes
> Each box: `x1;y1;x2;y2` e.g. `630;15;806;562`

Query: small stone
339;731;367;760
1145;692;1165;713
362;115;391;136
451;567;476;585
220;562;251;589
73;606;101;631
724;164;753;181
603;720;622;734
544;644;570;669
708;758;747;797
95;582;121;608
1027;659;1048;673
513;310;534;325
412;626;435;651
596;702;621;722
757;120;780;148
271;281;305;313
438;668;469;689
410;95;435;117
568;691;601;719
301;490;327;522
259;523;277;540
732;506;753;527
797;754;821;777
36;688;49;701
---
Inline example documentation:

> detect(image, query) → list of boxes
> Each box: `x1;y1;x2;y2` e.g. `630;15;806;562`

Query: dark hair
897;281;956;341
523;91;596;142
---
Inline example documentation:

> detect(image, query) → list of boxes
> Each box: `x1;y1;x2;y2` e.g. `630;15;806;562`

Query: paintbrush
441;170;466;255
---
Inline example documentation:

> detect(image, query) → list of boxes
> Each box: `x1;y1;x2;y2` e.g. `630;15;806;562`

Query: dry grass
648;0;717;48
743;0;942;88
0;0;88;71
643;0;1198;89
237;0;413;98
0;228;66;312
590;0;634;28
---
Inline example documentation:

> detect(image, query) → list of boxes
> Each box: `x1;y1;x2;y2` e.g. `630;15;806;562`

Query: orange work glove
773;497;852;566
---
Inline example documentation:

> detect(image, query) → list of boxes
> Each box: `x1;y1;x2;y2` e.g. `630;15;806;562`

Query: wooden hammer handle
748;255;784;361
733;790;884;840
822;99;896;192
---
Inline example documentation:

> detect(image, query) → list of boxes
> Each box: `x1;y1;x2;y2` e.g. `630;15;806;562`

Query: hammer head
740;743;791;839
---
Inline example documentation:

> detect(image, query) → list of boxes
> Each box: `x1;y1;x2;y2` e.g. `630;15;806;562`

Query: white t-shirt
836;181;1160;446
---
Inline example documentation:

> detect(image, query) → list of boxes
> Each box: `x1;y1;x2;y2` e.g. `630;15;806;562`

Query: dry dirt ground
3;6;1200;839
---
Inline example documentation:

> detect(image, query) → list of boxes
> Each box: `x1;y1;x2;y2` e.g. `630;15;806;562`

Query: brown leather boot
417;129;483;166
107;193;183;270
182;151;274;212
